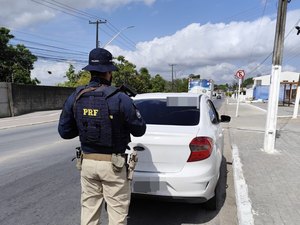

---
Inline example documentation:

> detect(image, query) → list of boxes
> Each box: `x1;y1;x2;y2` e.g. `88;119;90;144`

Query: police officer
58;48;146;225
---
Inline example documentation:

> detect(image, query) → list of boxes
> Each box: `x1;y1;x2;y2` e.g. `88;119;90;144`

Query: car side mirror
220;115;231;123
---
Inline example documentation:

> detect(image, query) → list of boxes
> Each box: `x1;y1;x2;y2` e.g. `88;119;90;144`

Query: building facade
252;71;300;105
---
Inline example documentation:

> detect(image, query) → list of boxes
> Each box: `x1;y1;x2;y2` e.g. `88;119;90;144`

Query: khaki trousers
80;159;131;225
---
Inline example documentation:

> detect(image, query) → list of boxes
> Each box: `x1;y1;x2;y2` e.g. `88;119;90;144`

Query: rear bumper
131;161;220;202
132;193;207;204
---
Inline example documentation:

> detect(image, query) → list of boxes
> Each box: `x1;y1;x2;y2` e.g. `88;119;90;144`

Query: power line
16;45;86;57
10;37;88;63
12;38;88;54
248;0;269;62
11;29;90;50
35;54;86;64
31;0;136;50
222;5;262;22
50;0;100;20
31;0;88;21
247;15;300;76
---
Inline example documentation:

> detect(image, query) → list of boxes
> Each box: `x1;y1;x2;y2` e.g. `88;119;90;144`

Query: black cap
82;48;118;72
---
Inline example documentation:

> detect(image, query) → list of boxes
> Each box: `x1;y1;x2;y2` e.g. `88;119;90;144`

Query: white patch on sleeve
136;109;142;119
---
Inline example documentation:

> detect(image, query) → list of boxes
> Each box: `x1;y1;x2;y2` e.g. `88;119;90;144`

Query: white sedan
128;92;230;210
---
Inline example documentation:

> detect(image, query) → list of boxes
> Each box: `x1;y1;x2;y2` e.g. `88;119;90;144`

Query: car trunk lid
129;125;199;173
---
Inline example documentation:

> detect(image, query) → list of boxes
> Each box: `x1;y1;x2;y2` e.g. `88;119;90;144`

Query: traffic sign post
235;70;245;117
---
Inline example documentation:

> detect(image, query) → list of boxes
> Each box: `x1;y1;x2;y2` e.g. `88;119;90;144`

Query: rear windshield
134;99;200;125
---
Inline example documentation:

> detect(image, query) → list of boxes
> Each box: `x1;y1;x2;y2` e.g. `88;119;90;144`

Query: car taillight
187;137;213;162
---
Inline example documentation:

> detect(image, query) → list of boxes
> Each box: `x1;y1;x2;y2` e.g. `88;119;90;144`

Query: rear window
134;99;200;125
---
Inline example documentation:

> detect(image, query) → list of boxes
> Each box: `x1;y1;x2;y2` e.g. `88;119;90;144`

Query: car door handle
133;146;145;151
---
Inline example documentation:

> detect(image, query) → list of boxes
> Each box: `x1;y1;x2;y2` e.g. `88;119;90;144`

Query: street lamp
103;26;135;48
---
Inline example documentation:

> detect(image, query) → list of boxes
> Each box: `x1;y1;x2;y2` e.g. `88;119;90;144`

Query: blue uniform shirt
58;79;146;154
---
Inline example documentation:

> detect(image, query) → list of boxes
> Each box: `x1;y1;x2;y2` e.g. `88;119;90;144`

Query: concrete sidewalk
0;110;61;129
221;99;300;225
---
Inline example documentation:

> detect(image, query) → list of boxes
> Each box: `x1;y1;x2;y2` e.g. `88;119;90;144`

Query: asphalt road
0;123;81;225
0;99;237;225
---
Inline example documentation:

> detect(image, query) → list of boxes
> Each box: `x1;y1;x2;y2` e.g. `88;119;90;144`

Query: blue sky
1;0;300;85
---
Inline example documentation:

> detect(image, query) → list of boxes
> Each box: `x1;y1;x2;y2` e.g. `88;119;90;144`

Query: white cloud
109;9;300;84
0;0;155;28
0;1;55;28
31;60;69;85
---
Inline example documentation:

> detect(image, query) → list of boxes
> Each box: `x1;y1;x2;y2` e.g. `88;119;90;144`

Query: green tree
65;64;77;83
0;27;39;84
215;84;228;92
113;56;137;87
134;67;152;93
150;74;166;92
164;81;173;92
242;77;254;87
57;54;191;94
173;78;188;92
62;64;80;87
57;64;86;87
0;27;13;82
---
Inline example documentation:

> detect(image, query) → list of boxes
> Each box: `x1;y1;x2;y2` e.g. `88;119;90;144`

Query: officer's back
58;47;146;225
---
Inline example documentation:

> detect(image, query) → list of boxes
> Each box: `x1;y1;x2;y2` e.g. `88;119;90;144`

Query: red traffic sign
235;70;245;79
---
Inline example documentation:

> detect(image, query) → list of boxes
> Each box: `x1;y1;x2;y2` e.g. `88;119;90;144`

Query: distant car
216;94;222;99
128;92;231;210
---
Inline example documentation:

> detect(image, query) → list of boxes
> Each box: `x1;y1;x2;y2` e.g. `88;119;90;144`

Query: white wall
253;71;300;87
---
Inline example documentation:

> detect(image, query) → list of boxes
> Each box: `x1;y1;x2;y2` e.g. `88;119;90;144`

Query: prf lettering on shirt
83;108;99;116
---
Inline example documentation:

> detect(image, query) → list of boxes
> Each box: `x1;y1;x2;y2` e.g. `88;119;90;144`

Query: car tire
204;191;217;210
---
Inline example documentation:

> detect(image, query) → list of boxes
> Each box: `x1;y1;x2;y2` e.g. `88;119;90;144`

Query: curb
232;144;254;225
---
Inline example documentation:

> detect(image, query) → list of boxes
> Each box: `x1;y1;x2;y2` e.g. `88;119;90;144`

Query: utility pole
264;0;289;153
89;20;107;48
169;64;176;91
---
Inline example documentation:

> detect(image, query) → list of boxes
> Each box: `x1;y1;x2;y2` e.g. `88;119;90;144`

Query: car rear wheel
204;191;217;210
